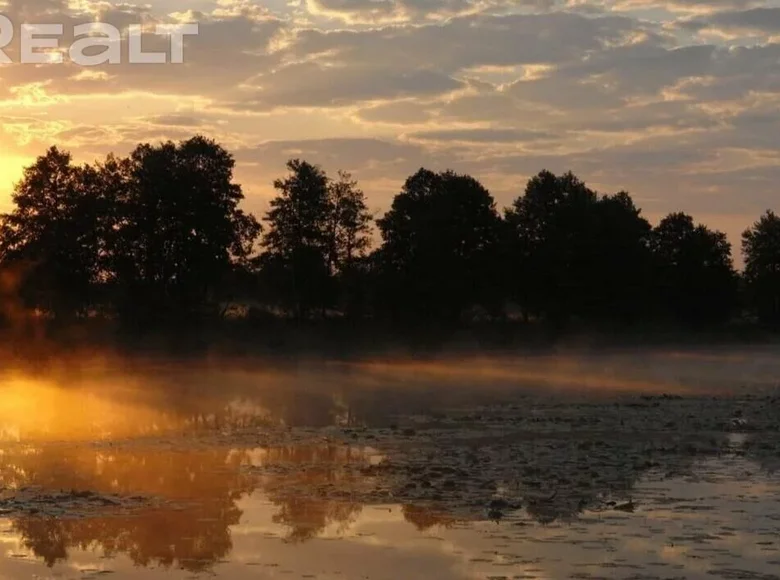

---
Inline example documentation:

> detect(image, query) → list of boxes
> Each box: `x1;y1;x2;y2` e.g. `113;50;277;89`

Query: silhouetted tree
326;171;373;318
374;168;503;325
260;161;373;319
260;159;334;318
506;171;653;326
0;138;766;338
588;191;654;323
742;210;780;326
325;171;372;274
0;147;110;320
506;170;597;324
650;212;738;327
109;136;260;325
507;171;656;326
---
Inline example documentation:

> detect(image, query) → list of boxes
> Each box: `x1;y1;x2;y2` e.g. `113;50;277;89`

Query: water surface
1;351;779;579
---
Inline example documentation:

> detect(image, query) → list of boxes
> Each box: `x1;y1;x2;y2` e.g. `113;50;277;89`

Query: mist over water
0;346;779;579
0;344;777;440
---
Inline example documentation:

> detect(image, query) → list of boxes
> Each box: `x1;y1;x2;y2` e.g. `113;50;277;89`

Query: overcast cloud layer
0;0;778;255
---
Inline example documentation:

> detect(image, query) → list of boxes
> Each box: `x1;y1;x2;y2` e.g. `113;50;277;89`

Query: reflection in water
402;504;458;532
0;442;395;568
242;444;381;543
0;448;779;579
1;352;780;577
0;427;774;574
1;445;253;570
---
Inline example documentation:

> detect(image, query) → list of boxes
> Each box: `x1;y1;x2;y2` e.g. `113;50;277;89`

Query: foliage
260;160;371;318
0;137;770;337
505;171;653;325
374;168;503;324
742;211;780;326
109;136;261;324
0;137;261;325
650;212;738;326
0;147;109;320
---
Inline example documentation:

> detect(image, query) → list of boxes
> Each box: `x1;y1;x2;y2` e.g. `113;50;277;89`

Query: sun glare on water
0;374;173;442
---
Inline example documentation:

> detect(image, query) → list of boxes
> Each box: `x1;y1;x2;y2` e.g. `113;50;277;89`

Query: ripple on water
0;372;779;579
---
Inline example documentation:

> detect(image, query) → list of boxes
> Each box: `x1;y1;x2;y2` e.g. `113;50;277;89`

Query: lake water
0;351;779;579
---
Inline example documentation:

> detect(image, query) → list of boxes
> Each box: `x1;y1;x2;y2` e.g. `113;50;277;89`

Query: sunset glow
0;0;775;249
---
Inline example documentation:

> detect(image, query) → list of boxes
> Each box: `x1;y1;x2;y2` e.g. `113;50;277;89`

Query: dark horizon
0;135;778;352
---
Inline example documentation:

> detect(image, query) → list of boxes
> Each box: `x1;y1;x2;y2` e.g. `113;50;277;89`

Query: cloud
232;65;465;110
355;101;435;125
302;0;545;24
0;0;777;251
215;11;649;112
685;7;780;34
144;114;207;127
235;137;434;177
607;0;767;14
404;128;556;144
289;12;645;73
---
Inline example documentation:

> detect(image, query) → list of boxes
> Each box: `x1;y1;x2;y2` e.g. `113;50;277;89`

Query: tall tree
110;136;260;324
588;191;654;322
505;170;596;324
325;171;373;318
742;210;780;326
0;147;109;320
260;159;332;318
260;161;373;319
650;212;738;327
325;171;372;274
506;171;653;326
375;168;503;325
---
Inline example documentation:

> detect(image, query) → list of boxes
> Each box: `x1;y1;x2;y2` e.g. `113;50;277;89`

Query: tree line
2;134;780;335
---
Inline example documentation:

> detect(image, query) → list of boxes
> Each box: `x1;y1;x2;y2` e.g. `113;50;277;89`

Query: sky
0;0;778;260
